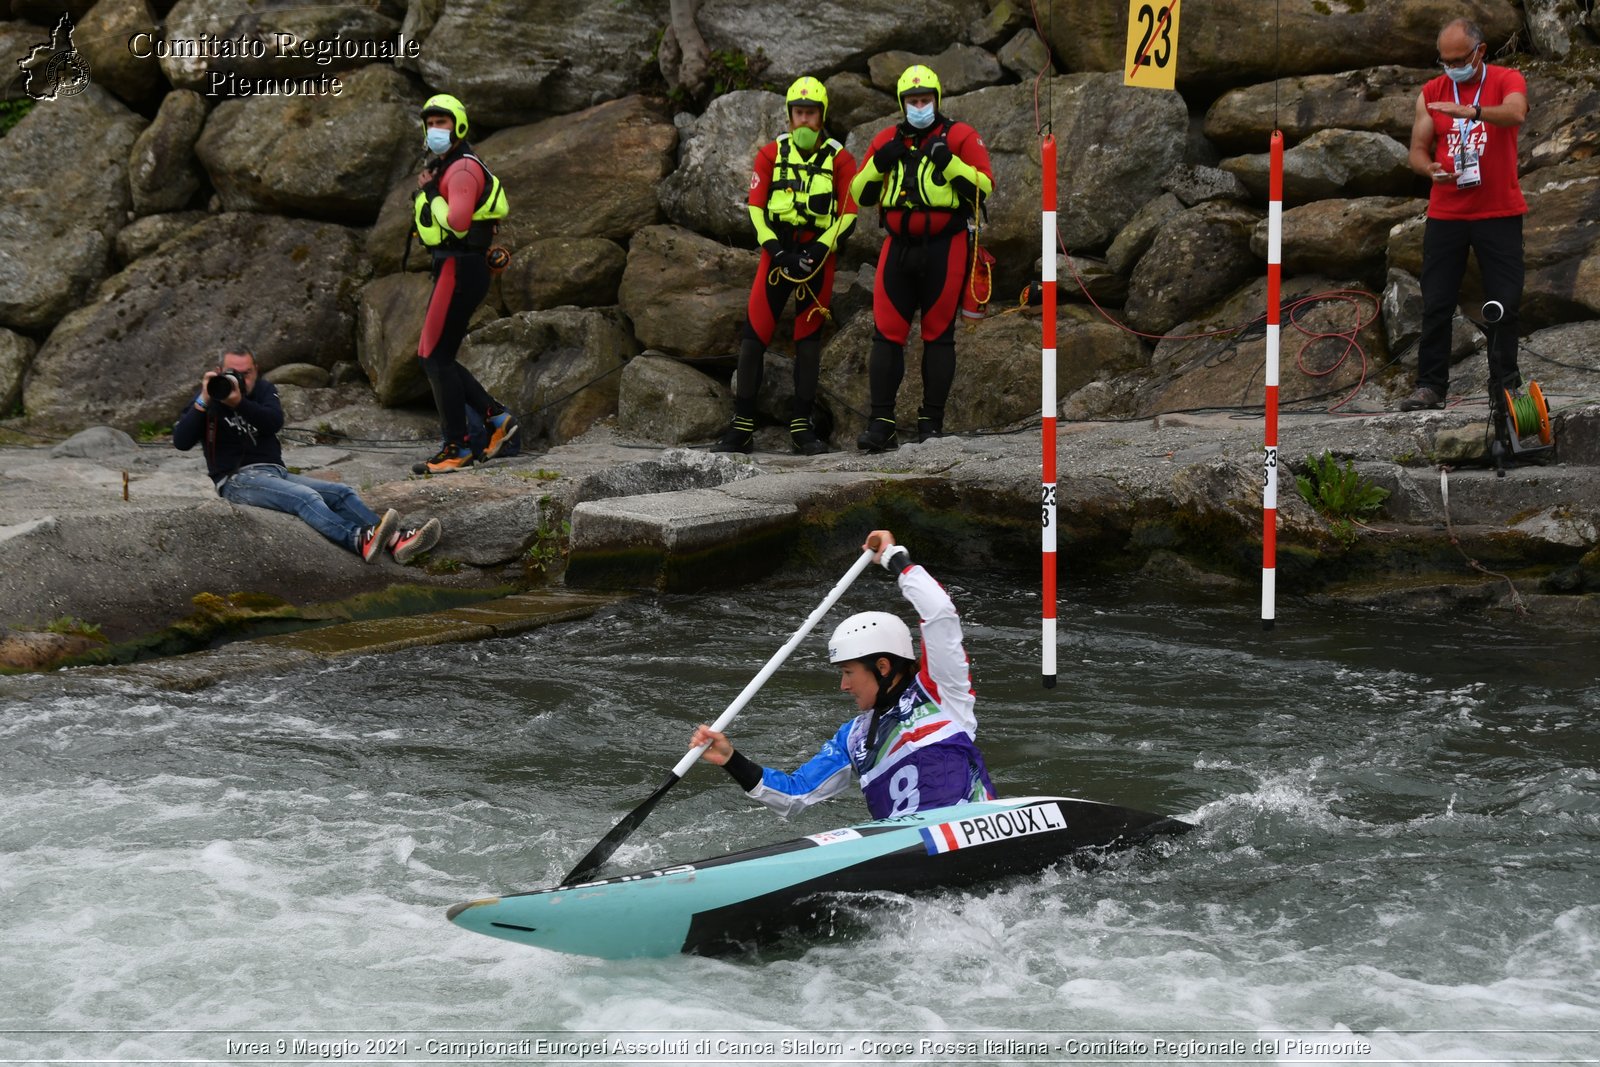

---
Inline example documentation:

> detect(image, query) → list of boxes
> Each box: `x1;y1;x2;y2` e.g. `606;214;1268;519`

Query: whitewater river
2;570;1596;1065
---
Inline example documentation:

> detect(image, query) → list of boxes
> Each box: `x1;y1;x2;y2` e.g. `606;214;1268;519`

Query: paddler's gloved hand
865;529;911;572
773;247;809;274
926;140;952;186
872;139;907;174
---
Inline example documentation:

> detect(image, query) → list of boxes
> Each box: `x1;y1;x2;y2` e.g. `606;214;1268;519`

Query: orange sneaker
483;411;519;460
422;442;477;474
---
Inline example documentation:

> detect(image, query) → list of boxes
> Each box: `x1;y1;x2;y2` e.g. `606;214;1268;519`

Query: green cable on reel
1501;381;1552;445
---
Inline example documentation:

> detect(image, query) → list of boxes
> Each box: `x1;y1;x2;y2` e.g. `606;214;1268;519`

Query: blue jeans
221;464;379;555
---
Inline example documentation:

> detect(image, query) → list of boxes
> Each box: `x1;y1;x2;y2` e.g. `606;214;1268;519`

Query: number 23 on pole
1124;0;1181;90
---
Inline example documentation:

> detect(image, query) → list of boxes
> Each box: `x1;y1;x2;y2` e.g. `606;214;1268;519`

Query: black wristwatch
1473;104;1482;121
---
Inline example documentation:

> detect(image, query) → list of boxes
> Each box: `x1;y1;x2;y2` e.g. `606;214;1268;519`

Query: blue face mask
1442;49;1480;83
905;102;936;129
424;127;452;154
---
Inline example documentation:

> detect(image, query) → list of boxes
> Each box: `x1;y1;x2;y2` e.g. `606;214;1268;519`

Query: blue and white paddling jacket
745;562;995;820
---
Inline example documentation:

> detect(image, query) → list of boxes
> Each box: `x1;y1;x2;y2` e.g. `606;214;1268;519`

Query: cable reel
1481;300;1555;475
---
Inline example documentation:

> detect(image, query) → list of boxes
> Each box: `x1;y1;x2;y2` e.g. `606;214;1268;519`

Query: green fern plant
1295;451;1389;543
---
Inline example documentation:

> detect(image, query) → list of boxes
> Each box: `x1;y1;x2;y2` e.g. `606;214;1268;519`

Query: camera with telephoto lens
206;369;246;401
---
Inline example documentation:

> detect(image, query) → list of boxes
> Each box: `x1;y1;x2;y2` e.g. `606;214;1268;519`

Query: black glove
803;240;829;265
926;140;952;171
773;247;807;274
872;138;908;173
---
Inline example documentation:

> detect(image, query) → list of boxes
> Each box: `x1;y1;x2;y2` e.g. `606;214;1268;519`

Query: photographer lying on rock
173;348;441;564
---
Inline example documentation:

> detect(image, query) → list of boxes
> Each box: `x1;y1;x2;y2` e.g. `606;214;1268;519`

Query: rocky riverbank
4;392;1598;675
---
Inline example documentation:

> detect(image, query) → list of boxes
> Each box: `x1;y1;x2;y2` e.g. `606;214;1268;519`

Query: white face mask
424;127;452;154
905;102;936;129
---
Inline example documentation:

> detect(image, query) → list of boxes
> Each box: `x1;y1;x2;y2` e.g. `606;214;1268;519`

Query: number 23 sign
1124;0;1180;90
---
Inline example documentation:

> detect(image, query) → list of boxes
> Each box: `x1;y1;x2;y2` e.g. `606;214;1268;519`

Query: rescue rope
770;258;831;326
1437;466;1528;615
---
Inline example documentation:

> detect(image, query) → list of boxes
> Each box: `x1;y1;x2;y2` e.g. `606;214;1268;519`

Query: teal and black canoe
447;795;1190;959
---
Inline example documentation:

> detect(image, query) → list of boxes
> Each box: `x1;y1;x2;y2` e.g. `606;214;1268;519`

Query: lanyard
1451;71;1485;137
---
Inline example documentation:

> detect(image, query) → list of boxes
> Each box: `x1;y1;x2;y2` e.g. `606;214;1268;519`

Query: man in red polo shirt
1400;17;1529;412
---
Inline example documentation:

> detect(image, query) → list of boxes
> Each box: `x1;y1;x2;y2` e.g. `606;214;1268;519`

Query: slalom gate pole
1262;130;1283;631
1041;134;1058;687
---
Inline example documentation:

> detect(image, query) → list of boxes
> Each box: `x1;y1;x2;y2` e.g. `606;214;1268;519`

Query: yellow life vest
883;122;966;212
764;134;841;231
412;150;508;252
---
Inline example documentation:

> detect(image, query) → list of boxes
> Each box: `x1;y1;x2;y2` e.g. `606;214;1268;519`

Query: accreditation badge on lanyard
1452;77;1484;189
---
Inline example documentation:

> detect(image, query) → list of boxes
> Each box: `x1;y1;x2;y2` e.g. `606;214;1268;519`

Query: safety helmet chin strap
863;655;913;750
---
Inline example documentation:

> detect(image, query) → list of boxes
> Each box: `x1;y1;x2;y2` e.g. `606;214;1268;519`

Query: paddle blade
560;771;681;886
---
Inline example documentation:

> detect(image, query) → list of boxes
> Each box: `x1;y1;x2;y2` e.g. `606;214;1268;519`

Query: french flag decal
920;822;963;854
921;804;1067;855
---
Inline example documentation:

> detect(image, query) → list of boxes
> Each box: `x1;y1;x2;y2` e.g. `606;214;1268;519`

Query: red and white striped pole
1262;130;1283;630
1041;135;1058;686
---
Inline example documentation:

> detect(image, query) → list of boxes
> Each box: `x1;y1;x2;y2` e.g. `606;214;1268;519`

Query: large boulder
501;238;628;313
367;95;678;275
25;214;368;432
1222;129;1415;203
1041;0;1521;90
658;90;787;244
617;353;730;445
1125;201;1263;336
75;0;165;108
617;225;756;363
1251;197;1426;289
1524;0;1596;58
1139;275;1388;416
823;72;895;132
1204;67;1429;153
695;0;984;86
0;86;145;332
194;66;419;222
1522;71;1600;174
128;90;208;216
866;44;1004;97
156;0;403;91
113;211;210;266
1520;161;1600;326
407;0;661;125
459;307;638;447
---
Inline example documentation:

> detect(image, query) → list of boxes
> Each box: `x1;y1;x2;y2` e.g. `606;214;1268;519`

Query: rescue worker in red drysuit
712;77;858;455
848;65;994;452
412;93;519;473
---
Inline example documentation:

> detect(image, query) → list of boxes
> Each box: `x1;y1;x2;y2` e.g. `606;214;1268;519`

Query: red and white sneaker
388;517;442;565
359;509;400;563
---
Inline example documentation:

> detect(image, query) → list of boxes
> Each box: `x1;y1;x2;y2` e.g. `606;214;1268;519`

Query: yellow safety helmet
896;64;942;111
785;76;829;126
421;93;469;140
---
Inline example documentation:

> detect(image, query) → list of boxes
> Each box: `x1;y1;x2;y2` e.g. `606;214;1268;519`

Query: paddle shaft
559;544;879;886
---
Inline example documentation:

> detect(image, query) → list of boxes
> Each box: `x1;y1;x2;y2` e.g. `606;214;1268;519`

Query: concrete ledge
568;488;799;591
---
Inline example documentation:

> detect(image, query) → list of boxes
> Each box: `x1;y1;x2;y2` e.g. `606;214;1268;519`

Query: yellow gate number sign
1124;0;1180;90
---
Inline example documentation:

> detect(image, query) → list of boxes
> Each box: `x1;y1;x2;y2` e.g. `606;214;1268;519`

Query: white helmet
828;611;914;664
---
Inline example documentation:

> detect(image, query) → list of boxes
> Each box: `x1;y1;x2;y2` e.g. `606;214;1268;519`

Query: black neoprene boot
789;418;828;455
712;415;755;454
857;418;899;453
